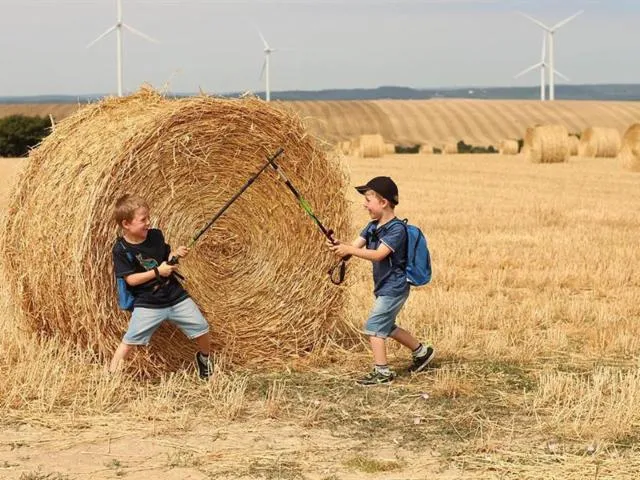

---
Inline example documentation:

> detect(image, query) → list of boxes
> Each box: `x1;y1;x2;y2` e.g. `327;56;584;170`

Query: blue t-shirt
360;218;409;297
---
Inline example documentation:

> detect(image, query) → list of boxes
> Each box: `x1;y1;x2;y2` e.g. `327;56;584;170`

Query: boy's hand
170;246;189;259
158;261;178;277
329;242;352;258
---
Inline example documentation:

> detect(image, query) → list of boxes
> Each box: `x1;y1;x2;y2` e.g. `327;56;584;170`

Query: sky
0;0;638;96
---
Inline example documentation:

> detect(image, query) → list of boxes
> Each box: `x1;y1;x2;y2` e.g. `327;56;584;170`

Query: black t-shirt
112;229;188;309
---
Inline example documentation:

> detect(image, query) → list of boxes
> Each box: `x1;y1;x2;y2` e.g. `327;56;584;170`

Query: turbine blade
86;25;117;48
258;29;269;50
541;32;547;61
259;58;266;80
122;24;160;43
517;12;551;31
552;10;584;30
554;70;570;82
514;63;543;79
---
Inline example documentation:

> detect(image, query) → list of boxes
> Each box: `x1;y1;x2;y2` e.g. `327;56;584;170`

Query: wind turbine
258;30;276;102
87;0;159;97
518;10;583;101
514;32;569;101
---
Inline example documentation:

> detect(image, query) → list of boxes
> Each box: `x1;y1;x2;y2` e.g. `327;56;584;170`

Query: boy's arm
345;243;391;262
124;262;177;286
329;236;390;262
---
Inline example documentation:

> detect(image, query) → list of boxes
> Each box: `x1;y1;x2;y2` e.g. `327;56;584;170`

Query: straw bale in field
578;127;621;158
525;125;569;164
384;143;396;155
568;135;580;156
498;139;519;155
357;134;385;158
0;87;354;376
619;123;640;172
442;143;458;155
419;142;433;155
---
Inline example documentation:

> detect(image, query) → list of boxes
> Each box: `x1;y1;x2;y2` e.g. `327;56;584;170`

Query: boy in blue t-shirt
328;176;435;385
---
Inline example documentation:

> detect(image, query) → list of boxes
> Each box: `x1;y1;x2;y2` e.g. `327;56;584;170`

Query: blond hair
364;189;395;208
113;194;149;227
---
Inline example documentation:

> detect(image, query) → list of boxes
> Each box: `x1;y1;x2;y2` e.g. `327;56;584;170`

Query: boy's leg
168;298;212;379
110;307;167;373
369;336;388;365
390;327;435;373
389;327;420;350
109;342;135;373
358;293;409;385
194;332;211;356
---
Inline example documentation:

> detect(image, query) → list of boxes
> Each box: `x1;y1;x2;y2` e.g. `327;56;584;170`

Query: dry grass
2;152;640;478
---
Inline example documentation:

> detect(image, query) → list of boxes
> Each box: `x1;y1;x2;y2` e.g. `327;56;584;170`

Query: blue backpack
116;240;136;311
369;218;432;287
399;219;432;286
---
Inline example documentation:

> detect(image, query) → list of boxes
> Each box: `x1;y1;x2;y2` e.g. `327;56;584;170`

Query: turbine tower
514;32;569;101
87;0;159;97
518;10;583;101
258;30;276;102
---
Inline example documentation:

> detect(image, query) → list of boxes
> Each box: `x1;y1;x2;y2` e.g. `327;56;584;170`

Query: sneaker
195;352;213;379
408;346;435;373
356;369;395;386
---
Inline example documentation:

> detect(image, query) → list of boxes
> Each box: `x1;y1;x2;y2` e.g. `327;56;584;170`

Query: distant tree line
0;115;50;157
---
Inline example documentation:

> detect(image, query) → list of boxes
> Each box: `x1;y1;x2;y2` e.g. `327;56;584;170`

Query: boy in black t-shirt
110;194;212;379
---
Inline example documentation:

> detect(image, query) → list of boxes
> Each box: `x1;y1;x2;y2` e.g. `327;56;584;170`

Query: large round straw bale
358;134;385;158
578;127;621;158
526;125;569;164
498;139;519;155
0;88;355;376
619;123;640;172
568;134;580;156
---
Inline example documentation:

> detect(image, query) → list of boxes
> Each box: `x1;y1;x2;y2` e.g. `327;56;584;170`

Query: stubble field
1;153;639;479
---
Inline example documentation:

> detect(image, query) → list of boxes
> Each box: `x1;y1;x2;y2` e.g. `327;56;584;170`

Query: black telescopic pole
167;147;284;265
267;157;350;285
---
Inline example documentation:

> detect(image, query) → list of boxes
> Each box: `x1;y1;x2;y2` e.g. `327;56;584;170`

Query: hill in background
2;84;640;104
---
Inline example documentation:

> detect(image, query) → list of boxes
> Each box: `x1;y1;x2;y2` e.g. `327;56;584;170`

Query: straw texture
619;124;640;172
578;127;621;158
525;125;570;164
0;87;355;376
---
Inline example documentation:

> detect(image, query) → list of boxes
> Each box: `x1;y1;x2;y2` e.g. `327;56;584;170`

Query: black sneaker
356;369;395;386
195;352;213;379
408;346;435;373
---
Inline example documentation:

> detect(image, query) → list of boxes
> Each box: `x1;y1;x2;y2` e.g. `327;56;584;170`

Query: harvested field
5;99;640;147
1;151;640;479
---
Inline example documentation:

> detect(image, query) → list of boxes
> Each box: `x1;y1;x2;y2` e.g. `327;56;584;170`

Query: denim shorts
363;292;410;338
123;297;209;346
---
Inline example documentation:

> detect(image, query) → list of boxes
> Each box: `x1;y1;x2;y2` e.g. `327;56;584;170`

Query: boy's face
362;190;388;220
122;207;151;240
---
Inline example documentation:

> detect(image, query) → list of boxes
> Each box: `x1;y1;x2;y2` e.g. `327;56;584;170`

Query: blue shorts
363;292;410;338
123;297;209;346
